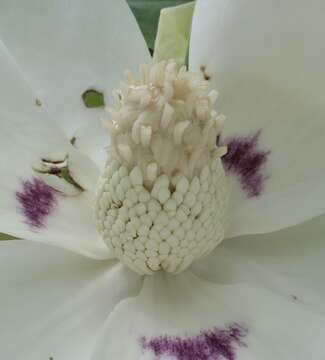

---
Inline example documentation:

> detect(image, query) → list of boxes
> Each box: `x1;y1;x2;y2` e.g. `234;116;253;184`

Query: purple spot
218;131;270;197
16;177;57;230
141;323;248;360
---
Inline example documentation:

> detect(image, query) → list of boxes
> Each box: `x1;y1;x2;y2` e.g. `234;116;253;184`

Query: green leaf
127;0;193;52
0;233;18;240
153;2;195;66
82;89;105;108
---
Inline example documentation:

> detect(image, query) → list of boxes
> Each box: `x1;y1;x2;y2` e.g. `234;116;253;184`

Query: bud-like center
95;60;229;275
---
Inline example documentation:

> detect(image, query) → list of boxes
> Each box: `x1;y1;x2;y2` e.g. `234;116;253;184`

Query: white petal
192;213;325;317
190;0;325;236
0;241;142;360
72;121;108;171
0;42;110;259
91;270;325;359
0;0;150;157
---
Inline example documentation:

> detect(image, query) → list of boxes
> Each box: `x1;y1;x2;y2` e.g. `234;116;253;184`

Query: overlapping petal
91;271;325;359
0;241;142;360
1;1;325;359
190;0;325;237
0;0;150;166
192;213;325;317
0;42;109;258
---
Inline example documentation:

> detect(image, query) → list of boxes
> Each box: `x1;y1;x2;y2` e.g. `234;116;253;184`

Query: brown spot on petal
70;136;76;146
200;65;211;81
35;98;42;107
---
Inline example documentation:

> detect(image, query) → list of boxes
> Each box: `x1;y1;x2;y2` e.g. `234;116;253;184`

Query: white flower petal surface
91;270;325;359
0;42;110;259
0;241;142;360
0;0;150;166
190;0;325;237
192;213;325;317
72;121;108;171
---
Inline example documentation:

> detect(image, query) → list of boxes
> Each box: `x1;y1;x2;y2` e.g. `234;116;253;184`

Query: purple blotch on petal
218;131;270;197
141;323;248;360
16;177;57;230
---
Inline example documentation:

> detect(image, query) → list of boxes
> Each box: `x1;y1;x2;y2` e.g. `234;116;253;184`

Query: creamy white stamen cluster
95;60;229;275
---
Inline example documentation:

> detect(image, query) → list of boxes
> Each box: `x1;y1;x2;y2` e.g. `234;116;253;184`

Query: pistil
95;60;229;274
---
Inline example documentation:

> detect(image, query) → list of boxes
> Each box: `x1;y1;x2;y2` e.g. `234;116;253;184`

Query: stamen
33;156;84;196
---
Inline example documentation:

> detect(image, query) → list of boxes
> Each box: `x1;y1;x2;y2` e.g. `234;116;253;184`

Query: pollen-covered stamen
95;60;229;275
33;156;84;196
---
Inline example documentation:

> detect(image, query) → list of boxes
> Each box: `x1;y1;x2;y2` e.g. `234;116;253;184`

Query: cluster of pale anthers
95;60;229;275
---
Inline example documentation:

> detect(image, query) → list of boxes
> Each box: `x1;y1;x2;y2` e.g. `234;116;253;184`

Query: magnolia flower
1;0;325;359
